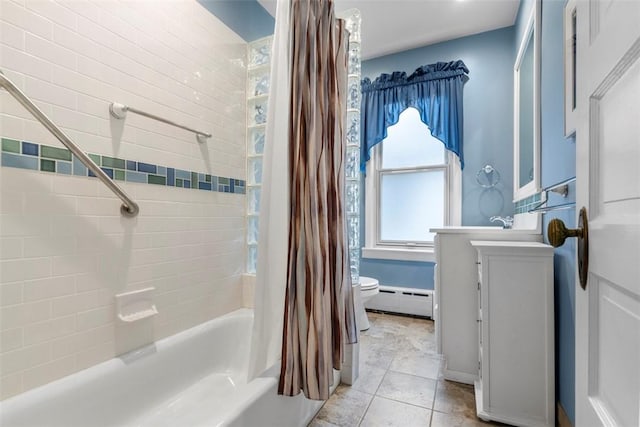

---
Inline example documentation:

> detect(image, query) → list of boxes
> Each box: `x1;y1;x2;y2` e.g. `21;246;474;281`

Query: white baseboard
364;285;433;318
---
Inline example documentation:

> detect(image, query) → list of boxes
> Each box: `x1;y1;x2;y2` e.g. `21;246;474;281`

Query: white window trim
363;146;461;263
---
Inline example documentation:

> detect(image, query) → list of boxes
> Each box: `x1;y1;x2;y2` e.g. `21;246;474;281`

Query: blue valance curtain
360;60;470;171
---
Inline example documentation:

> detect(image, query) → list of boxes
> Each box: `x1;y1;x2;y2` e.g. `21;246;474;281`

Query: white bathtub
0;309;338;427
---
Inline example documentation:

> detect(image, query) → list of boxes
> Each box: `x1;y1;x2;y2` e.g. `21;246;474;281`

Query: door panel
588;276;640;427
576;0;640;425
595;57;640;208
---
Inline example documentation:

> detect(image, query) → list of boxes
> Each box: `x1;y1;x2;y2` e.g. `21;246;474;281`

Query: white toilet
352;276;379;331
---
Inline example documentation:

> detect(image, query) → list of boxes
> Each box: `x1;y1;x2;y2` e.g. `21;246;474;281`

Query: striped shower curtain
278;0;358;401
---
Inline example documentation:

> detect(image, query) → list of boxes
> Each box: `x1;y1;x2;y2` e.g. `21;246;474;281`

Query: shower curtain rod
0;70;139;217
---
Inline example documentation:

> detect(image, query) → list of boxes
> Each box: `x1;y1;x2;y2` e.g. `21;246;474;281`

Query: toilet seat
359;276;379;290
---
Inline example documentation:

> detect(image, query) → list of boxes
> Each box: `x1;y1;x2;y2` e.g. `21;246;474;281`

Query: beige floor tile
418;338;438;356
389;348;443;380
360;396;431;427
359;341;396;370
430;411;494;427
372;313;414;328
360;325;402;346
376;371;436;409
311;313;441;426
307;418;340;427
313;384;373;426
350;362;387;394
433;380;477;418
394;332;438;355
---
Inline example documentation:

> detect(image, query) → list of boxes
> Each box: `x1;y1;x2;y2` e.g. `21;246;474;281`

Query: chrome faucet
490;216;514;229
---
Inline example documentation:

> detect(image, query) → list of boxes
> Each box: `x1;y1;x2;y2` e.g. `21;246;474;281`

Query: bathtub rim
1;307;340;427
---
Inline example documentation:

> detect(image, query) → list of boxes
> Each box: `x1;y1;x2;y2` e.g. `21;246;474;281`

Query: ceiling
257;0;520;60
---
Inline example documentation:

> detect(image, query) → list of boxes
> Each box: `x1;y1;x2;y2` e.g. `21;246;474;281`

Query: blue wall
537;0;577;422
198;0;274;42
516;0;576;422
360;27;516;290
362;27;516;226
360;259;435;290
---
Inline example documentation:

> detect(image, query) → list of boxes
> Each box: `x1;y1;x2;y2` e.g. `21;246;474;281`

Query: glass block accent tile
247;244;258;274
1;138;246;196
248;37;272;68
246;35;273;275
344;10;362;286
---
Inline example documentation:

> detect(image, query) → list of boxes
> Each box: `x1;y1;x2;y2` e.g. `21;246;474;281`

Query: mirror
514;1;540;201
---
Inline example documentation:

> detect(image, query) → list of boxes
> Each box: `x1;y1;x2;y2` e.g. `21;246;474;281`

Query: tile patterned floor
309;311;499;427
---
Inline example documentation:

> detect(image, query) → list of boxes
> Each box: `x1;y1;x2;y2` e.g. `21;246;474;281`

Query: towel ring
476;164;501;188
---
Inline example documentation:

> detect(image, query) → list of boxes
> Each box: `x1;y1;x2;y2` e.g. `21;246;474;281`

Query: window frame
363;115;461;262
377;164;448;247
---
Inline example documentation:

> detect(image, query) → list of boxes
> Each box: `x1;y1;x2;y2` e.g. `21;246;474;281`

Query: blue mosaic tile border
514;192;542;214
1;137;245;195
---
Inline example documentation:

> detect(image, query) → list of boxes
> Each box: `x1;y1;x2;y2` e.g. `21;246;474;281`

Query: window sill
361;247;435;263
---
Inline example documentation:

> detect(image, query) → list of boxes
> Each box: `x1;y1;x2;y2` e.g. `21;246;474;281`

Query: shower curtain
247;0;291;380
247;0;357;401
278;0;357;401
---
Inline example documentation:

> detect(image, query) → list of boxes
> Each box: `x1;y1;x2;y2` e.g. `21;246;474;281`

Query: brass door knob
548;218;583;247
547;207;589;289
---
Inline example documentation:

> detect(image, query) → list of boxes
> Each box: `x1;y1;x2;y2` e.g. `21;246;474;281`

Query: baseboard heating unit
364;286;433;318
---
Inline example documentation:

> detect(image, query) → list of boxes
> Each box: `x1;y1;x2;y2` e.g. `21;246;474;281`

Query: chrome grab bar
0;70;139;217
109;102;211;142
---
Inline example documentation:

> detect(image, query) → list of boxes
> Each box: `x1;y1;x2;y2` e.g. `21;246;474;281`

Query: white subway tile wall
0;0;247;399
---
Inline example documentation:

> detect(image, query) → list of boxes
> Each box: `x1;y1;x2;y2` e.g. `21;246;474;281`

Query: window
364;108;461;262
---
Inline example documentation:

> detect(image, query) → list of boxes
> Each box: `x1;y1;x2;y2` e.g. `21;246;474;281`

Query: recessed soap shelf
115;287;158;323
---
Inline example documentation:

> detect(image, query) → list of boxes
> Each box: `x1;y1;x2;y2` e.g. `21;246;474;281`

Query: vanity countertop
429;226;540;235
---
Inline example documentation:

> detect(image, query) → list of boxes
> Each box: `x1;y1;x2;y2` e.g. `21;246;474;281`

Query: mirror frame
513;0;541;202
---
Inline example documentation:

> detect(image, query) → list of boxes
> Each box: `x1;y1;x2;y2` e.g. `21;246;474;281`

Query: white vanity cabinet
431;227;541;384
471;241;554;427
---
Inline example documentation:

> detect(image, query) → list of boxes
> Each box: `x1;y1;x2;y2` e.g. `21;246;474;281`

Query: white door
575;0;640;425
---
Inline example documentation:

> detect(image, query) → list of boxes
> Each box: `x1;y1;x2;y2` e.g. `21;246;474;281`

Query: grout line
372;366;388;396
371;394;434;411
432;376;439;409
429;379;439;427
385;367;443;382
355;406;368;426
356;360;386;426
